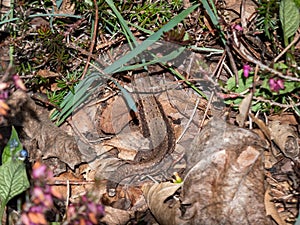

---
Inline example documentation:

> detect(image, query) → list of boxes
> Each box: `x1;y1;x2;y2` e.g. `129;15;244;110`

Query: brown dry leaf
104;132;148;160
222;0;257;23
268;113;299;126
36;69;60;78
265;186;287;225
142;182;182;225
6;90;83;171
236;92;252;127
51;0;75;15
268;121;299;158
179;118;271;225
100;206;134;225
52;171;86;200
98;95;131;135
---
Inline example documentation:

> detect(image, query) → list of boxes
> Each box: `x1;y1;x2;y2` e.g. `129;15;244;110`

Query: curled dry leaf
178;118;272;225
100;206;135;225
142;182;182;225
268;121;299;159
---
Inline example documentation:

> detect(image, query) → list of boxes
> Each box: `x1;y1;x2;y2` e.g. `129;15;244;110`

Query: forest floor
0;0;299;224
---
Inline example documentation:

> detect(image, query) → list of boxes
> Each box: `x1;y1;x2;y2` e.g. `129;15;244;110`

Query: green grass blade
105;0;138;47
53;4;200;124
117;46;186;72
103;4;199;74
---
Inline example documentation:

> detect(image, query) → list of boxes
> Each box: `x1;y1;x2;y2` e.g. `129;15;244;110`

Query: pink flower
13;74;27;91
232;24;243;31
269;78;285;92
243;64;251;78
0;91;8;100
32;163;47;179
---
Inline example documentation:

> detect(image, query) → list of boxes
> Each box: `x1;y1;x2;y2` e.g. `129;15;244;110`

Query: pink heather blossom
243;64;251;78
232;24;243;31
32;163;47;179
0;91;8;100
269;78;285;92
13;74;27;91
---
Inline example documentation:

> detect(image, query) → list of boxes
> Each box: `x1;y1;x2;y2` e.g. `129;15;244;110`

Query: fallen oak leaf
142;182;182;225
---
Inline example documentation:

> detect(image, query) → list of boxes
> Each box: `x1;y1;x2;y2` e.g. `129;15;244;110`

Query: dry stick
66;180;70;215
82;0;98;79
253;96;300;108
199;52;226;130
49;180;95;185
225;44;239;86
274;30;300;63
240;0;247;28
214;50;227;79
176;98;200;143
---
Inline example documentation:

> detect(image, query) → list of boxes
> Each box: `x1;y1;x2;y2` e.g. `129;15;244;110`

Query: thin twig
199;92;214;131
225;44;239;86
274;30;300;62
232;44;300;82
176;98;200;143
253;96;300;108
82;0;98;79
49;180;95;185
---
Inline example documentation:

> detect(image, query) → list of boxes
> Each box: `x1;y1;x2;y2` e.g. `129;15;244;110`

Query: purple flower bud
32;186;43;197
0;91;9;100
12;74;27;91
43;193;54;207
232;24;243;31
269;78;285;92
87;202;97;213
277;79;284;89
85;220;93;225
97;205;105;216
243;64;251;78
30;205;44;213
32;163;47;179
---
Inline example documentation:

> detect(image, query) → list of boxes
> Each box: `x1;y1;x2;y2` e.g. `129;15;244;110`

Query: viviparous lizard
106;72;176;197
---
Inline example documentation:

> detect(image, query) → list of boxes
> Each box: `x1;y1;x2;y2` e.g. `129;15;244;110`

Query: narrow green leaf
294;0;300;7
105;0;138;48
117;46;186;72
113;82;137;112
56;0;63;8
280;0;300;40
201;0;218;26
103;4;199;75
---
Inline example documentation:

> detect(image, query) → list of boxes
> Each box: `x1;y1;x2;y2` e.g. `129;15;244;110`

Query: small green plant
0;127;29;224
257;0;280;40
224;64;300;113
